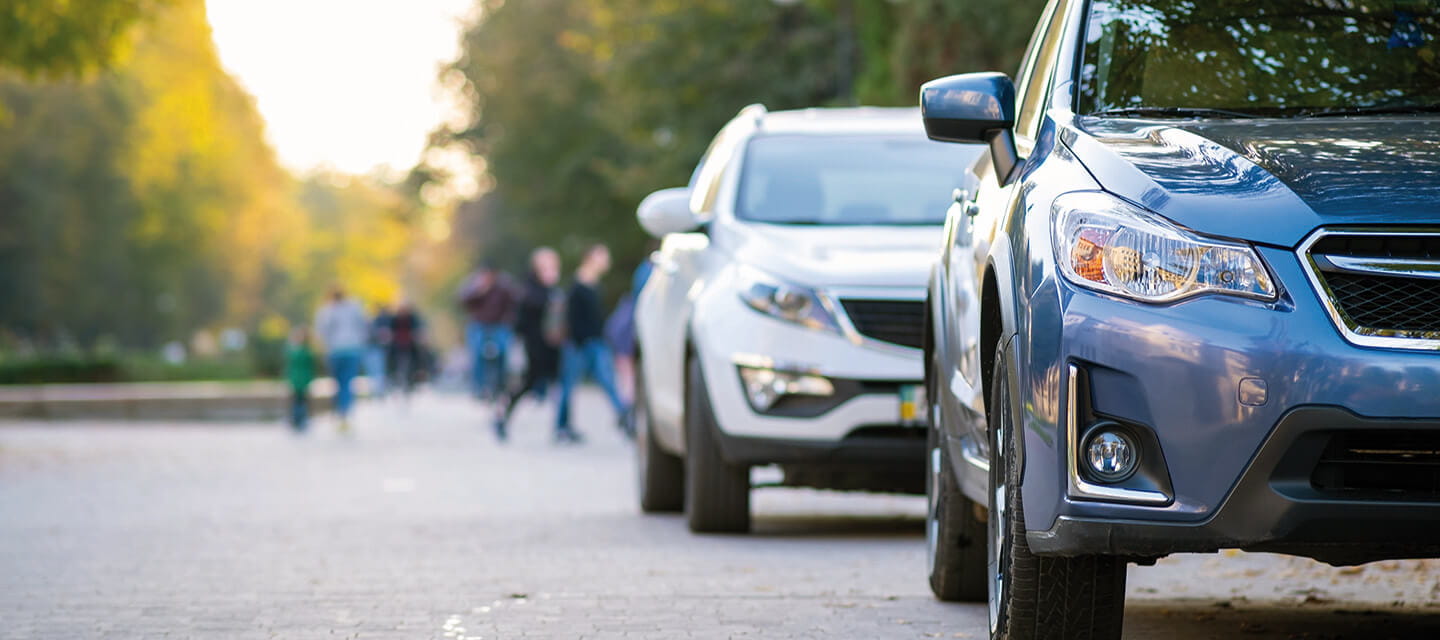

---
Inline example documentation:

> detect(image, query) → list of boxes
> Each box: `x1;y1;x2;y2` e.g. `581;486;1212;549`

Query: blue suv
919;0;1440;637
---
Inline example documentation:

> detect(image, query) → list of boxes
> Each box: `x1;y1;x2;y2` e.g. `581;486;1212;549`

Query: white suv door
636;122;743;450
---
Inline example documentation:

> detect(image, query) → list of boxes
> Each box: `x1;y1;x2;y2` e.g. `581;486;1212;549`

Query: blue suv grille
1302;230;1440;347
1312;430;1440;500
1310;234;1440;260
1324;272;1440;334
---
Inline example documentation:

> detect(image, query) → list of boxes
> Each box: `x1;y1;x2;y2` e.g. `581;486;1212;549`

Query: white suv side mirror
637;187;700;238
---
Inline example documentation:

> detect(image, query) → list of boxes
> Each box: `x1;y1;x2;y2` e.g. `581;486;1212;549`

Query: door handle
954;189;980;218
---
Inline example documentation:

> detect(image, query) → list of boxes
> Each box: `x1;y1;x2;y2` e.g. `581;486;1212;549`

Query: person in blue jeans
314;287;370;434
459;262;519;401
555;244;632;444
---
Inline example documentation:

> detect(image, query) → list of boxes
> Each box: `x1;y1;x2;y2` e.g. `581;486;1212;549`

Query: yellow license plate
899;385;926;424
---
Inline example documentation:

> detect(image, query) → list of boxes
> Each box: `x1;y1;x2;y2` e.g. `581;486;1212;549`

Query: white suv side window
689;126;741;217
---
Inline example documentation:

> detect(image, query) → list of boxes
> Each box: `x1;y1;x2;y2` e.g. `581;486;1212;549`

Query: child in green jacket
285;327;317;432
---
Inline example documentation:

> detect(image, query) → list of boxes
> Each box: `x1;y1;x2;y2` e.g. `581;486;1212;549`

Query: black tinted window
1080;0;1440;114
736;135;980;226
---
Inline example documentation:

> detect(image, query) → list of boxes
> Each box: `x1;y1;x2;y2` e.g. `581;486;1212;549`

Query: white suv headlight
736;266;842;333
1052;192;1276;303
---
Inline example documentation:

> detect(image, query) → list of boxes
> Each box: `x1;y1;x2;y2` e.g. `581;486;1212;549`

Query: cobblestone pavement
3;390;1439;639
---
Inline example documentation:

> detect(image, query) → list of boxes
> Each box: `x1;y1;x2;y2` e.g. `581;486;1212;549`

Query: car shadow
1124;600;1440;639
748;513;925;538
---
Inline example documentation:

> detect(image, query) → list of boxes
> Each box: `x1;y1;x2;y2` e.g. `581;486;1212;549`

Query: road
2;389;1439;639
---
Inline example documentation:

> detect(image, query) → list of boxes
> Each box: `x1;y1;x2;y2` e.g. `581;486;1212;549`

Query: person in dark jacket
492;247;563;441
459;262;519;401
366;305;393;398
555;244;632;443
604;252;655;406
387;299;425;396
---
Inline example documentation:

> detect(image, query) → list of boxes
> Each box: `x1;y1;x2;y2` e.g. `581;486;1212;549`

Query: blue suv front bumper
1023;245;1440;565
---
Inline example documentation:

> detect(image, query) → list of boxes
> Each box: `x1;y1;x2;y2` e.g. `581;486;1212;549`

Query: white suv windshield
735;135;978;226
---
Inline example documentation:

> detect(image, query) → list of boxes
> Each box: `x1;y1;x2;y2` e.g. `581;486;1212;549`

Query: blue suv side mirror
920;72;1020;185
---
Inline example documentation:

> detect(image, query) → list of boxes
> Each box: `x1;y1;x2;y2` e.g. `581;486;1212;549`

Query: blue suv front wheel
986;344;1127;640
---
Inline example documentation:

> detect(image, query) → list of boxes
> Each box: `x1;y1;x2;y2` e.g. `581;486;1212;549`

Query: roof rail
737;103;767;125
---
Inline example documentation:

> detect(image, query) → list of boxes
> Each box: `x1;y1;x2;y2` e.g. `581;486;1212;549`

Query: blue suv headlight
1052;192;1277;303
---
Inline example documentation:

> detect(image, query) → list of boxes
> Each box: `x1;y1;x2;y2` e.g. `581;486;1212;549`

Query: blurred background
0;0;1040;385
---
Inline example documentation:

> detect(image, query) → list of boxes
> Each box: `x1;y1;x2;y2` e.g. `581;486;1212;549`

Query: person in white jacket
314;287;370;432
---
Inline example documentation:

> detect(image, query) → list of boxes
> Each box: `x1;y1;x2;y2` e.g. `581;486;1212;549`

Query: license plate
899;384;927;425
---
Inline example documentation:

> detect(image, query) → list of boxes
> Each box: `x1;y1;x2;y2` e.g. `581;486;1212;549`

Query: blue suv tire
988;348;1126;640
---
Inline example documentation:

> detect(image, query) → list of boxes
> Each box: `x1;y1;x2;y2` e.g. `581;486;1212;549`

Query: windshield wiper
1087;107;1264;120
1291;104;1440;118
755;219;825;225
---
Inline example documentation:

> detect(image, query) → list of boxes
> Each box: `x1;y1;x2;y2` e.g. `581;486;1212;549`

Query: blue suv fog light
1086;427;1138;482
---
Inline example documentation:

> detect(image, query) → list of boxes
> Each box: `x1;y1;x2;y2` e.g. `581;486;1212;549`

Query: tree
0;0;455;357
855;0;1044;105
0;0;175;77
0;0;294;348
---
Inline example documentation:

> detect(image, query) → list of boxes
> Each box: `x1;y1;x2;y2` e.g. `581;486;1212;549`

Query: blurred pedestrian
555;244;632;443
314;287;369;433
284;326;316;433
366;305;394;398
459;262;518;401
388;298;425;398
604;252;655;404
493;247;564;441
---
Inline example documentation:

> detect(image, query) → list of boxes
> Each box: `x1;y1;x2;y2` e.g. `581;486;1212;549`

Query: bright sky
206;0;477;176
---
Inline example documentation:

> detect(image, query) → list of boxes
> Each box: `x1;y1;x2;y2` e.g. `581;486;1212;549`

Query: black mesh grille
1311;234;1440;261
1312;430;1440;500
1309;232;1440;337
1324;272;1440;334
839;299;924;349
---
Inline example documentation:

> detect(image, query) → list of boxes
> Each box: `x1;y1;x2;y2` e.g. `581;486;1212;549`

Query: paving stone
3;390;1439;639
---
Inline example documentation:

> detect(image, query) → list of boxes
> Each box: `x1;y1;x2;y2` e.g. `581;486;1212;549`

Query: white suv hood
727;223;941;289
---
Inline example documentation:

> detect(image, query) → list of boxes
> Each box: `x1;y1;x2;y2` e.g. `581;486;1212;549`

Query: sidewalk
0;379;340;421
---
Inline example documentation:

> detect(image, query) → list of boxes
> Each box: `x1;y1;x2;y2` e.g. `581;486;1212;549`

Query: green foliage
114;353;262;383
0;0;174;77
0;0;432;355
881;0;1042;96
0;352;261;384
0;356;122;384
0;0;290;348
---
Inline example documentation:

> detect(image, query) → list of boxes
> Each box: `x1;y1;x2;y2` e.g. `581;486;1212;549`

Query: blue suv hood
1062;117;1440;247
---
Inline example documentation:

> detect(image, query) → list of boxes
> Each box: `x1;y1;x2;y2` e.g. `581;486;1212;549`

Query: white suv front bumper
692;286;924;442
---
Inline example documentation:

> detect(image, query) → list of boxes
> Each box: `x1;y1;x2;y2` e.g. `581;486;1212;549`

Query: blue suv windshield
1080;0;1440;116
735;135;978;226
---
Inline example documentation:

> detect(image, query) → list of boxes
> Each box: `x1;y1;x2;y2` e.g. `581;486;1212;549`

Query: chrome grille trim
1297;228;1440;351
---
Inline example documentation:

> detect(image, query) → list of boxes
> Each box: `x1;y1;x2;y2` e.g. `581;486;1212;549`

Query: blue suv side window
1015;0;1071;142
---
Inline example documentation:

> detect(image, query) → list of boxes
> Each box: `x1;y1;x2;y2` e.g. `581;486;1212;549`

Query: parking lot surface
3;390;1439;639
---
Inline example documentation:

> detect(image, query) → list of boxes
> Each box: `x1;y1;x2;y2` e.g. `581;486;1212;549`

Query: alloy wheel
926;345;944;570
987;384;1009;636
927;442;942;569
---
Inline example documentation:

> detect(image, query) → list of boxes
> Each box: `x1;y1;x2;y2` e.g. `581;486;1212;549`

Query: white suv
632;105;983;532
